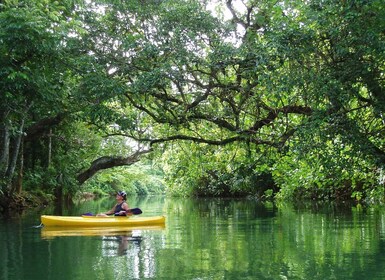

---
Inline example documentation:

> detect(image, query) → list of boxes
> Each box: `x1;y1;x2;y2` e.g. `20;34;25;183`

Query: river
1;196;385;280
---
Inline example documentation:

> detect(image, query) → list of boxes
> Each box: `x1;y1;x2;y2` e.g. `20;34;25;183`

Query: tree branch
76;149;152;184
245;105;312;133
24;114;65;142
149;135;241;146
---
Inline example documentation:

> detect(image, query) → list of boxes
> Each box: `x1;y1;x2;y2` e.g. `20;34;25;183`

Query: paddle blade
129;208;142;215
82;212;94;216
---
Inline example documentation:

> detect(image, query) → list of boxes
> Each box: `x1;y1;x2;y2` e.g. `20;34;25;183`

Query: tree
268;0;385;200
0;0;71;192
2;0;384;210
77;0;384;199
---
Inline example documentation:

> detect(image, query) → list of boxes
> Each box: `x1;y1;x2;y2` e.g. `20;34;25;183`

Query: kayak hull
41;215;166;227
41;225;165;238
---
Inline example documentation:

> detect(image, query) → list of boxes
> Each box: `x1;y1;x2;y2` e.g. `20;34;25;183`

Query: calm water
1;196;385;280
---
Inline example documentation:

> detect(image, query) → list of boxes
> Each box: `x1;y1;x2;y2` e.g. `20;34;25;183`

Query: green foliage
161;141;277;197
2;0;385;206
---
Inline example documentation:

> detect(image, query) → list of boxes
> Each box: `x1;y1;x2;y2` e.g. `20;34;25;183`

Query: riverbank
0;191;54;216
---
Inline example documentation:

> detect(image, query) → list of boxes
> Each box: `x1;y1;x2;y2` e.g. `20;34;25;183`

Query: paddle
82;208;142;216
124;208;142;215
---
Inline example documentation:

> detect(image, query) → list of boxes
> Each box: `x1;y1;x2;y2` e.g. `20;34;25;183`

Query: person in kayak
97;191;132;216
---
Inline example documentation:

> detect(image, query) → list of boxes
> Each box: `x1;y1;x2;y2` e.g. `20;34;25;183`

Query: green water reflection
1;197;385;279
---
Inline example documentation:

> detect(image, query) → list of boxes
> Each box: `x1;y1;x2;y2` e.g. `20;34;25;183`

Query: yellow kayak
41;215;166;227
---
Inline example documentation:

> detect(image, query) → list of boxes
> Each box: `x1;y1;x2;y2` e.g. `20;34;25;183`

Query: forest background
0;0;384;214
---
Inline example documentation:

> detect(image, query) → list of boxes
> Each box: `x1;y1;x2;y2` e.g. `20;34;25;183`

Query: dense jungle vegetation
0;0;384;213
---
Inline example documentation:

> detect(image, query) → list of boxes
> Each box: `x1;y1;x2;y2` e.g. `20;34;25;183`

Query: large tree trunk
77;149;152;184
0;121;10;177
5;119;25;190
15;139;24;194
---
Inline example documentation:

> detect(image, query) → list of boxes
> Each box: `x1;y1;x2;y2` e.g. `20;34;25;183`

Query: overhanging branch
77;149;152;185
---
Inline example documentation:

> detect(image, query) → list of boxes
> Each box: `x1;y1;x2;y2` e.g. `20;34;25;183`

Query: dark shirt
114;202;126;216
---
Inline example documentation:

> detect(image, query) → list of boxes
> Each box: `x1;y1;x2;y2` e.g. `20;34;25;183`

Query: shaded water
1;196;385;279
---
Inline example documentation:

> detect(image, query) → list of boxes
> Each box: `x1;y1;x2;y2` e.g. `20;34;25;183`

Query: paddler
97;191;132;216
